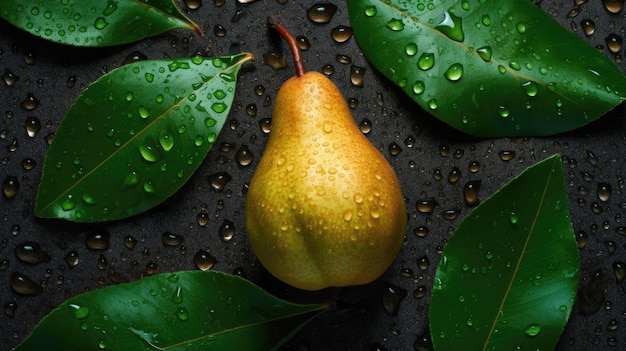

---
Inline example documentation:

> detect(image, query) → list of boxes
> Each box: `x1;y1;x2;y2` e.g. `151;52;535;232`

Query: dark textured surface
1;0;625;350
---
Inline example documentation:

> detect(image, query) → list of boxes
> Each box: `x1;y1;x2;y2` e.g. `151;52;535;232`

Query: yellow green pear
245;17;407;291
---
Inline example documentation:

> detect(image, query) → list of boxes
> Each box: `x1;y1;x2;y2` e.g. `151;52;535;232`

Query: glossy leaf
0;0;202;47
35;53;254;222
347;0;626;137
14;271;328;351
429;154;579;350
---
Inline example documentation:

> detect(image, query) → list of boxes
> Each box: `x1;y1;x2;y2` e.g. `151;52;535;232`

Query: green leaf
347;0;626;137
429;154;579;350
0;0;202;47
35;53;254;222
14;271;328;351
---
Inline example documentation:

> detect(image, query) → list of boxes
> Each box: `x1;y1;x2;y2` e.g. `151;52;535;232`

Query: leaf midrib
481;156;558;350
37;54;252;216
154;304;328;350
377;0;592;107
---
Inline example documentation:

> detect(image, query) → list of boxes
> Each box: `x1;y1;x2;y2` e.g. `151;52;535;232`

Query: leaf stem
268;16;305;77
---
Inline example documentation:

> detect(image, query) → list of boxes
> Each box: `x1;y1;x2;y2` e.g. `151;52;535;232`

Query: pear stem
268;16;305;78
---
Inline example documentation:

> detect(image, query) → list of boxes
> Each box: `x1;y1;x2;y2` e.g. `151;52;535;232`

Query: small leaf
14;271;328;351
347;0;626;137
0;0;202;47
35;53;254;222
429;154;579;350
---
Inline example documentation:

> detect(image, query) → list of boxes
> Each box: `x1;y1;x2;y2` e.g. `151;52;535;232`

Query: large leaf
35;53;254;222
347;0;626;137
14;271;328;351
0;0;202;47
429;154;579;350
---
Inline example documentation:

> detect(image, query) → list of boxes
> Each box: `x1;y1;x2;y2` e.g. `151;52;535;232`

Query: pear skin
246;71;407;290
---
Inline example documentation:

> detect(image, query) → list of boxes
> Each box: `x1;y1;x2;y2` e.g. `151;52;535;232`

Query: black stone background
1;0;625;350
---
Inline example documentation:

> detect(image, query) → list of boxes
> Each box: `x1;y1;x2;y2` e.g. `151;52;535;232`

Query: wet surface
1;0;626;349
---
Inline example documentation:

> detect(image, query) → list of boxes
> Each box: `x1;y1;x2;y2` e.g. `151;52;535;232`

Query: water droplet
498;106;510;118
25;117;41;138
171;286;183;304
386;18;405;31
428;99;438;110
613;261;626;284
103;0;118;15
509;61;521;71
290;35;309;52
388;142;402;156
405;42;418;56
436;11;464;42
143;181;156;193
11;272;42;295
331;25;353;43
15;242;50;264
522;81;539;97
524;324;541;337
2;176;19;199
307;3;337;23
211;102;227;113
603;0;624;13
69;303;90;320
499;150;515;161
196;212;209;226
61;195;76;211
163;232;184;246
606;33;623;53
516;22;527;33
4;302;17;318
444;63;463;81
413;226;429;237
124;235;137;250
139;145;161;163
581;19;595;35
481;14;492;26
65;250;79;268
213;24;226;37
208;172;232;191
417;256;430;270
236;144;253;166
159;132;174;152
94;17;108;29
138;106;151;119
412;80;425;95
3;69;19;86
597;183;611;202
86;231;110;250
464;180;481;206
175;307;189;321
365;6;377;17
417;53;435;70
509;211;519;224
219;219;235;241
476;46;492;62
194;250;216;271
443;208;461;220
416;198;437;213
350;65;365;86
20;92;39;110
382;285;407;316
184;0;202;9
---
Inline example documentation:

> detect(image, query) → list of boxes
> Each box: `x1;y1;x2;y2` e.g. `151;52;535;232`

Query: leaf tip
193;25;205;38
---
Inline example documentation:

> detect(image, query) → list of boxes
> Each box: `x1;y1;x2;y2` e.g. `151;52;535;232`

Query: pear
245;17;407;291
